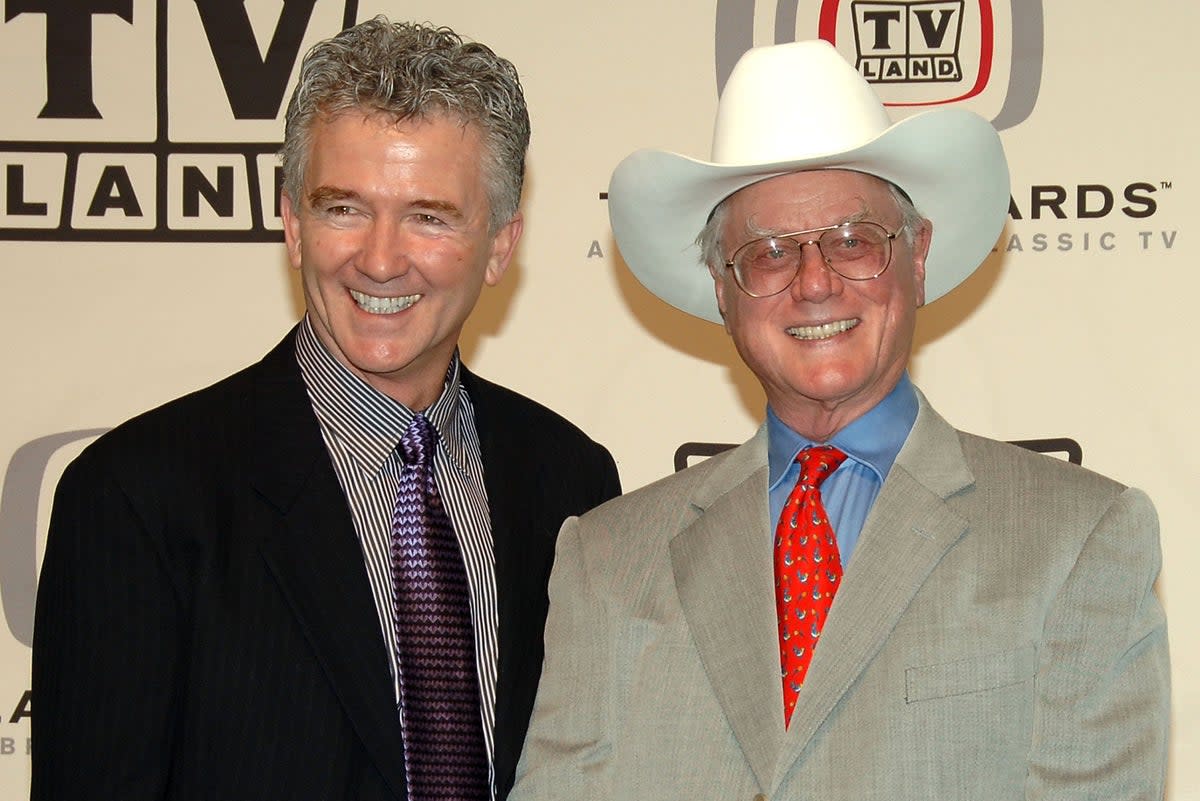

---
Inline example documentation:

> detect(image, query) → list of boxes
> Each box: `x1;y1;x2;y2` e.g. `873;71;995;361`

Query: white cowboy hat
608;39;1010;323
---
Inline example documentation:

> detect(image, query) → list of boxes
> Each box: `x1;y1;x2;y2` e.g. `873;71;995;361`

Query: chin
793;365;866;396
353;351;415;377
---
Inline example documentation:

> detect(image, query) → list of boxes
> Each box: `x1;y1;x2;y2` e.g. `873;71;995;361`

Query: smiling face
281;110;521;410
711;169;930;440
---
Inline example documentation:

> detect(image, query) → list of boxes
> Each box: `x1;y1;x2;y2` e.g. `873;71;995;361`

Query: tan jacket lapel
668;427;785;792
771;392;976;791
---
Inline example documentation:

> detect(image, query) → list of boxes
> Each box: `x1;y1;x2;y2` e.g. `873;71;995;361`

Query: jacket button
753;795;767;801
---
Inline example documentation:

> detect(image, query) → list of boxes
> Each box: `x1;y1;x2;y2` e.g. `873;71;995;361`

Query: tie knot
399;414;436;467
795;445;847;488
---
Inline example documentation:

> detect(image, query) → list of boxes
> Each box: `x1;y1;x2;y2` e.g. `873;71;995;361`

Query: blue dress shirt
767;373;918;565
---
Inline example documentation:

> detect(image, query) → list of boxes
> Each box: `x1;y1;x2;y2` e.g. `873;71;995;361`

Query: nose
788;241;841;303
358;217;411;282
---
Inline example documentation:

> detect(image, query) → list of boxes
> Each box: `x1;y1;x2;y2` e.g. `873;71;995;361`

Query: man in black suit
31;17;619;801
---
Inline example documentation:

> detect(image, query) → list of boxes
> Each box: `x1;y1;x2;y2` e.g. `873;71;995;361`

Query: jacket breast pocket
904;645;1038;704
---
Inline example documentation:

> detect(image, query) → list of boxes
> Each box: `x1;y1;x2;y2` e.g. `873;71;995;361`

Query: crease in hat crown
608;38;1011;324
711;42;893;164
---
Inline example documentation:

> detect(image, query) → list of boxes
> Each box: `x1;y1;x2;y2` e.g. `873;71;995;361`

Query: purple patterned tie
391;414;489;801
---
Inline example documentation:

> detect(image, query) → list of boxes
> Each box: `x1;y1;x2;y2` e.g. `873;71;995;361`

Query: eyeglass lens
734;222;892;294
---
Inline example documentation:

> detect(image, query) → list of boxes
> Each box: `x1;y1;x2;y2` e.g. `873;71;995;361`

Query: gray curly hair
280;16;530;232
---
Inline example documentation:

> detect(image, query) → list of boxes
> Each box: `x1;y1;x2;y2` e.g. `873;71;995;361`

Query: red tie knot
796;445;848;488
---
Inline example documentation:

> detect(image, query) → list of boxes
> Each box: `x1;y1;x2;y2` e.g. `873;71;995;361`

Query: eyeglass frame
722;220;905;298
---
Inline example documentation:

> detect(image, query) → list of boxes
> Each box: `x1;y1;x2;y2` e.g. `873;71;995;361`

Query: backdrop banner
1;0;1194;796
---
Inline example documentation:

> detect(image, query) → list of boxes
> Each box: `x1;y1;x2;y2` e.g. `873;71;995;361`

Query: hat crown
712;40;894;165
608;39;1009;323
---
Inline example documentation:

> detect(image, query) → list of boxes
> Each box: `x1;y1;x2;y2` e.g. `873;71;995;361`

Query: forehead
301;110;488;196
305;110;484;164
722;169;898;233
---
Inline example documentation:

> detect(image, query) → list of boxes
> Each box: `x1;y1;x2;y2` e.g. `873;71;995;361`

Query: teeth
786;319;859;341
350;290;420;315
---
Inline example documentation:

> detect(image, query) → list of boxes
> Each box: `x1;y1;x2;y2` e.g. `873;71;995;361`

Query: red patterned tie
774;445;848;727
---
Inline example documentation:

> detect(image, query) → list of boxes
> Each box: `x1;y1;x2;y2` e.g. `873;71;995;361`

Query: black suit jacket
31;329;620;801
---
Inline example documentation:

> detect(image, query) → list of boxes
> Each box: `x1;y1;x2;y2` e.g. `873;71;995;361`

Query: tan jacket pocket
905;645;1038;704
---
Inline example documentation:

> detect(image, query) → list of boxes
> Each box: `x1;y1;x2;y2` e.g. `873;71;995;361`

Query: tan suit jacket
512;392;1169;800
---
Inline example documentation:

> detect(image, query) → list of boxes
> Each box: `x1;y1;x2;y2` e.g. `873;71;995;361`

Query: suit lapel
464;371;531;790
466;368;621;796
247;331;409;798
771;393;974;791
669;428;785;792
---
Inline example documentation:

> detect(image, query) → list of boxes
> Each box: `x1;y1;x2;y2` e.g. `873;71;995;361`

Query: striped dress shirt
295;317;499;794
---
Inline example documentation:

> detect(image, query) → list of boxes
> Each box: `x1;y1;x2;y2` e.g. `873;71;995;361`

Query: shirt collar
294;315;470;476
767;372;918;490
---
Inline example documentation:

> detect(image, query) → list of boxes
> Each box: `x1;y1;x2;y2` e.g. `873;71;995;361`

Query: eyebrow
307;186;359;206
744;206;871;239
305;187;464;219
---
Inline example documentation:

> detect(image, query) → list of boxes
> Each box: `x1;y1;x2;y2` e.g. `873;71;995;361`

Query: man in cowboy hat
510;40;1169;800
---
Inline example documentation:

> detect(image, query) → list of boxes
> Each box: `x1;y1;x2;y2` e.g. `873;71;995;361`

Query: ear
280;191;303;270
909;218;932;307
708;261;733;333
484;212;524;287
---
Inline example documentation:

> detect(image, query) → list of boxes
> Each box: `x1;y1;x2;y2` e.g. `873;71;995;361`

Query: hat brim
608;108;1010;323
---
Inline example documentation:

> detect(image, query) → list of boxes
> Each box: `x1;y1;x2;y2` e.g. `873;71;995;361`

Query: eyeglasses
724;221;903;297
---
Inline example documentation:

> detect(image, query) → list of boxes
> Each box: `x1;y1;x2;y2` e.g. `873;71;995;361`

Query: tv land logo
0;426;1095;649
0;430;107;648
0;0;359;242
714;0;1043;130
849;1;966;84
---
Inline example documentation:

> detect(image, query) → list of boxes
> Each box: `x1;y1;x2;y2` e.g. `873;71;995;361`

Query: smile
349;290;421;315
786;319;859;341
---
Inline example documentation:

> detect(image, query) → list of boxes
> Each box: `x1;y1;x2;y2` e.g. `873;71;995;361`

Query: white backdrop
0;0;1195;797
